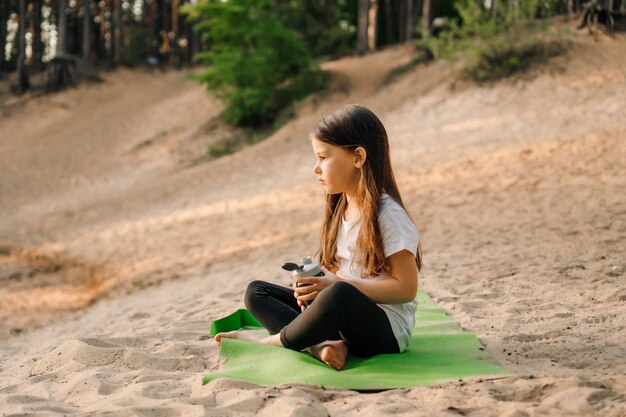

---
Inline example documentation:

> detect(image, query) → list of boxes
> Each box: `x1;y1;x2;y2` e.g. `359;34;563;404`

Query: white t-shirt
335;193;420;352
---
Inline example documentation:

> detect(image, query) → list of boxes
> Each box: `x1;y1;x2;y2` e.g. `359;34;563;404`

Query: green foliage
455;0;490;30
455;0;563;26
124;25;147;65
274;0;357;58
465;32;567;82
181;0;324;127
420;20;463;59
416;0;570;82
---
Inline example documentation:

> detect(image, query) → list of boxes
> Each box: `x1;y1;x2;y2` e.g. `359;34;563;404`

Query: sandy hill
0;28;625;417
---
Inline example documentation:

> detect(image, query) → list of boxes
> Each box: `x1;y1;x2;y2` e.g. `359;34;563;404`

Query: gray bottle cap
294;255;322;277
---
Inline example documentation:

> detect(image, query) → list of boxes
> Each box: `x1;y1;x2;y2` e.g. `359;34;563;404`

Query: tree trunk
83;0;91;61
0;0;7;72
367;0;377;50
119;0;124;61
113;0;121;63
145;0;152;58
384;0;393;45
170;0;179;65
162;0;169;57
567;0;574;19
100;0;110;62
153;0;159;57
405;0;413;42
422;0;431;40
31;0;44;72
491;0;498;19
357;0;368;54
17;0;30;92
58;0;68;55
47;0;79;91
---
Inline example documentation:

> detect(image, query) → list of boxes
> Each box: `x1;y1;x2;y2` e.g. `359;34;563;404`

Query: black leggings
244;280;399;357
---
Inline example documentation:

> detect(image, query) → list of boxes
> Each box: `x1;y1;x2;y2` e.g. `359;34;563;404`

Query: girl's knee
244;280;267;308
320;281;357;300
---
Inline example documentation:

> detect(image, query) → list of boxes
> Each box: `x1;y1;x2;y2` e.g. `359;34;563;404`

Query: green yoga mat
204;290;511;390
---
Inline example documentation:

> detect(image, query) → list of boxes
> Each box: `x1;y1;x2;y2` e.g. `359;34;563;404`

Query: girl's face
311;138;361;195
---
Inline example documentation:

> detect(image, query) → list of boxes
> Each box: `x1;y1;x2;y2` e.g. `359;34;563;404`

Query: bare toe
214;330;267;347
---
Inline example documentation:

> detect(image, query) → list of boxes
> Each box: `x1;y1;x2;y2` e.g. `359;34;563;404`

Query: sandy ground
0;26;625;416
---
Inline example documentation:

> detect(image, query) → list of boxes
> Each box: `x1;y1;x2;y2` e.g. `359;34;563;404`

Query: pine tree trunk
367;0;377;50
145;0;152;58
567;0;574;18
357;0;368;54
48;0;78;91
100;0;109;62
422;0;431;39
113;0;121;63
171;0;179;65
162;0;169;58
384;0;393;45
105;0;113;63
58;0;68;55
405;0;413;42
31;0;43;72
0;0;7;72
152;0;159;58
82;0;91;61
397;0;404;41
491;0;498;19
119;0;124;61
18;0;30;92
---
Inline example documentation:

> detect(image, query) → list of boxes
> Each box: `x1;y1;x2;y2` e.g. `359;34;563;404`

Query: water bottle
281;256;325;309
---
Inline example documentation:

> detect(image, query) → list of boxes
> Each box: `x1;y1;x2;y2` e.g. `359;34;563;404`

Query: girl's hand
293;291;307;312
293;267;342;308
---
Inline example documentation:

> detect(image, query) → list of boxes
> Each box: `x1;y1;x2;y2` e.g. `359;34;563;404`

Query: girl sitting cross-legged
215;104;422;371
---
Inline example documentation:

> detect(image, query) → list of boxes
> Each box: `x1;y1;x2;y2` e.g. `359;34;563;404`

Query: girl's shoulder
377;194;420;258
379;193;404;215
378;194;417;231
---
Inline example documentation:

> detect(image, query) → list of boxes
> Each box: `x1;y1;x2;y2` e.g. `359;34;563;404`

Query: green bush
275;0;357;58
465;34;567;82
124;24;147;65
182;0;324;127
416;0;570;83
455;0;563;26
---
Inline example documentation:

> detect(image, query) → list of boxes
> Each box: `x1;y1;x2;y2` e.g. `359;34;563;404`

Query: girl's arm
296;250;418;304
339;250;418;304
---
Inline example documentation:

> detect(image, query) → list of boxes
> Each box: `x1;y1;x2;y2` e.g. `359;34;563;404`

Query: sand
0;28;625;416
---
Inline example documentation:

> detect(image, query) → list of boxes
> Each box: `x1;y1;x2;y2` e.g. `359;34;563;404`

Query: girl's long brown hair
312;104;422;278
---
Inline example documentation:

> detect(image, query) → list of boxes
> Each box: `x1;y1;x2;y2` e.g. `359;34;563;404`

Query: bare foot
307;340;349;370
214;330;266;347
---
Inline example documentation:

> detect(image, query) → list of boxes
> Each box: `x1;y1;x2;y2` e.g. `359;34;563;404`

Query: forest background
2;0;623;132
